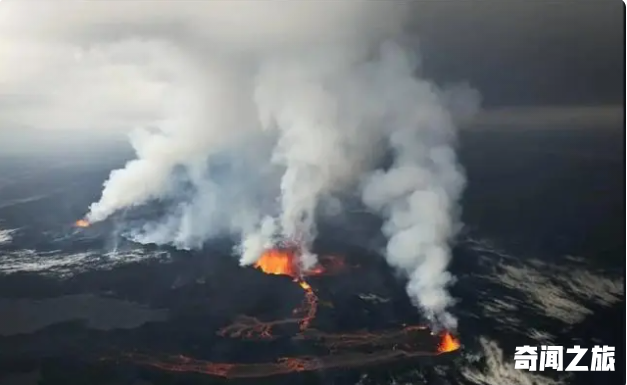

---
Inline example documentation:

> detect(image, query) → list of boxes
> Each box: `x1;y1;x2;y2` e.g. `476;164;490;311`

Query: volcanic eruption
119;246;461;379
438;332;462;354
39;0;475;376
124;329;461;380
65;1;479;332
74;219;90;228
254;247;302;278
254;247;319;330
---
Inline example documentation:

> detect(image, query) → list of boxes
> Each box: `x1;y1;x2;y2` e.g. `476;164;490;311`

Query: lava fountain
75;219;90;228
437;332;461;354
254;247;301;277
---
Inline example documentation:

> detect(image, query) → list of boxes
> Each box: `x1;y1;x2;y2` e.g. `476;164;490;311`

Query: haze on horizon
0;0;621;156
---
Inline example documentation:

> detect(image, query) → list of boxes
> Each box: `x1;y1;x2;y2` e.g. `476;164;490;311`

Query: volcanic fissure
118;247;461;378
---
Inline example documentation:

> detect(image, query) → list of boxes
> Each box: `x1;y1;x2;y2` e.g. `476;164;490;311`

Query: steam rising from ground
0;2;480;329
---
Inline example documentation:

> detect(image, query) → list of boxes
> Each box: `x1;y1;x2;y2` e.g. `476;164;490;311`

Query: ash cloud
0;2;480;329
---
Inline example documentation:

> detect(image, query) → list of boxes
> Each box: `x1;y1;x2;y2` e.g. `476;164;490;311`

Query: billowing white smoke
243;48;384;268
1;2;480;329
250;42;476;328
359;54;474;328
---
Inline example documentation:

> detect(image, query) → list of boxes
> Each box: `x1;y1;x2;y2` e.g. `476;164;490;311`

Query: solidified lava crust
126;347;450;379
117;248;461;378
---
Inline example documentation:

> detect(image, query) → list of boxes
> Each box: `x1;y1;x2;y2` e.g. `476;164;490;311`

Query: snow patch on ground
460;337;566;385
0;228;17;245
0;248;170;277
466;237;624;326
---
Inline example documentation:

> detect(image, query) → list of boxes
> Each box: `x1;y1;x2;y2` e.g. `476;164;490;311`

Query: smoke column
4;2;480;328
359;53;477;328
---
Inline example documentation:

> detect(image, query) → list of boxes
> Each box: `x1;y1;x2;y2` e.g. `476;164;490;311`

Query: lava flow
253;247;320;331
75;219;90;228
118;247;461;379
218;247;341;339
122;328;460;379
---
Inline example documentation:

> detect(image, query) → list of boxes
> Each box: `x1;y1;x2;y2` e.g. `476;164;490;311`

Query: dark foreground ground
0;125;623;385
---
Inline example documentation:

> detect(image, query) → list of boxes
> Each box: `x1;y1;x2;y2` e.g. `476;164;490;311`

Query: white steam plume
360;55;477;328
249;43;479;329
1;2;480;328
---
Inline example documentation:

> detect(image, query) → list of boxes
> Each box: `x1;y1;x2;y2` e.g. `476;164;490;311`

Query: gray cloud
0;0;619;140
1;1;616;331
0;1;482;330
465;105;623;129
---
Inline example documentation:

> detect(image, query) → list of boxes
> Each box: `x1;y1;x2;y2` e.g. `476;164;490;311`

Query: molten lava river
118;247;461;379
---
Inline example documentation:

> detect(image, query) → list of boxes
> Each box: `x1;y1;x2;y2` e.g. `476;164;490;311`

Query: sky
410;0;623;107
0;0;622;148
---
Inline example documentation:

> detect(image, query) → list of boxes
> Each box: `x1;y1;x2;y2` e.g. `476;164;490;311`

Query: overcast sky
0;0;622;144
411;0;623;107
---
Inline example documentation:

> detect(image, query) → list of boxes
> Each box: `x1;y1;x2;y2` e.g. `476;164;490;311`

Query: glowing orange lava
437;332;461;353
75;219;90;228
115;246;460;379
254;248;300;277
295;279;317;330
121;324;449;379
253;248;345;278
254;248;319;331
